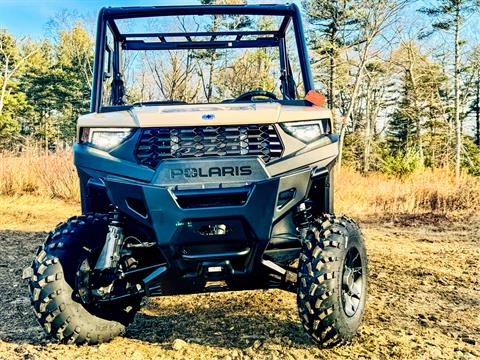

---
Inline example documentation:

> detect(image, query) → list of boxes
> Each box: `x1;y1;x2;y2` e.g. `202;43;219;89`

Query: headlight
79;128;134;150
280;119;331;143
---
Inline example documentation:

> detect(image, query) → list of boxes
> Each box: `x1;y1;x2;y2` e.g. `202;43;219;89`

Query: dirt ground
0;197;478;360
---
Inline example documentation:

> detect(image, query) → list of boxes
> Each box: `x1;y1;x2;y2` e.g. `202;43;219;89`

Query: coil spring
294;201;313;229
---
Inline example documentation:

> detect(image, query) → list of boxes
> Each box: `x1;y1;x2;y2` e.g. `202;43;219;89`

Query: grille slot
174;186;251;208
136;125;283;168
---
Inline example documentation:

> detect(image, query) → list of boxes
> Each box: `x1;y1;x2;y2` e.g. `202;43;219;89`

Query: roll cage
91;3;314;112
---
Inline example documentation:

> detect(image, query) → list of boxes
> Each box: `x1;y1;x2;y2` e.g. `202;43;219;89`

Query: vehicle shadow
126;296;312;349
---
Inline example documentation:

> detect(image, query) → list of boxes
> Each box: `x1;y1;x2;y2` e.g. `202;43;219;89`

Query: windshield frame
91;4;313;113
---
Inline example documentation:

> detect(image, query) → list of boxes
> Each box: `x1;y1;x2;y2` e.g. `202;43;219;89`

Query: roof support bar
121;30;278;39
123;38;279;51
104;5;296;19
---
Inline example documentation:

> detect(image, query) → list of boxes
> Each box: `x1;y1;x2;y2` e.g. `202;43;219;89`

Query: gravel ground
0;215;479;360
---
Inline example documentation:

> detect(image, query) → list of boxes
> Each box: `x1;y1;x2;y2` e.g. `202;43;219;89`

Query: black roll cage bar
91;4;314;112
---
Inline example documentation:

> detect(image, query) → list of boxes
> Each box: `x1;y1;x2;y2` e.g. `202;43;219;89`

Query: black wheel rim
341;247;364;317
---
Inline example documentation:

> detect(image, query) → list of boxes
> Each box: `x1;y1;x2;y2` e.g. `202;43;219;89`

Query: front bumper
73;139;335;281
105;173;280;274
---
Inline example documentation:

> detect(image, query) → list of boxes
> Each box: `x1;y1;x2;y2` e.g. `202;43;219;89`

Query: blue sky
0;0;199;37
0;0;294;38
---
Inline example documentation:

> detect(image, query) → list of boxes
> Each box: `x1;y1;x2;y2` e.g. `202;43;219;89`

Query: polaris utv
26;4;367;347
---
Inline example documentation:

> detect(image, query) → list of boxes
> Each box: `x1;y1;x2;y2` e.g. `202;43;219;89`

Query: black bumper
105;175;279;274
74;144;322;282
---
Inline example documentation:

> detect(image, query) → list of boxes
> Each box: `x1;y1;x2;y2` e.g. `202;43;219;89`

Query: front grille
135;125;283;168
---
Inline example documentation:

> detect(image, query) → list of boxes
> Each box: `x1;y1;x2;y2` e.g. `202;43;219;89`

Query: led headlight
280;119;329;143
79;128;134;150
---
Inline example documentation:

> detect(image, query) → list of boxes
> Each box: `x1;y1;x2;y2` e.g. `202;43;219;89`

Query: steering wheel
234;90;278;102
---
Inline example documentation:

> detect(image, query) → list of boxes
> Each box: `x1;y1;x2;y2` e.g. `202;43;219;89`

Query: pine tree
467;45;480;146
387;101;417;154
419;0;479;179
302;0;360;114
388;41;450;168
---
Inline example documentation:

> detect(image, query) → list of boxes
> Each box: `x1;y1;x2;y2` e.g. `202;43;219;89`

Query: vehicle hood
78;103;332;128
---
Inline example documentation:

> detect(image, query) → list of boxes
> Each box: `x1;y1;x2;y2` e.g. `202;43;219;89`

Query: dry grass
335;167;480;217
1;150;480;217
0;195;79;231
0;149;79;201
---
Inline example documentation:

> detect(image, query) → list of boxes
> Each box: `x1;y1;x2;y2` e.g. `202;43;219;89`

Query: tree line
0;0;479;177
305;0;480;177
0;16;93;150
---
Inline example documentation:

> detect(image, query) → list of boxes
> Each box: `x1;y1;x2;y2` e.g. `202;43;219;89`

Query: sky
0;0;201;38
0;0;293;38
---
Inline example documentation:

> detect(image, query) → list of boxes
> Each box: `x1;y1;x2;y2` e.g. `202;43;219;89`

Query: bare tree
361;61;391;172
336;0;408;173
419;0;479;179
145;50;199;103
0;32;37;114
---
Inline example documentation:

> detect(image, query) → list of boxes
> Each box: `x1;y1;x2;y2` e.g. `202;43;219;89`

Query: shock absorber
294;201;313;248
95;211;125;271
294;200;313;230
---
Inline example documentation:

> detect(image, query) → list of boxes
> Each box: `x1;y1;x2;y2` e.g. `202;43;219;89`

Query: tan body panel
77;103;332;128
77;102;337;177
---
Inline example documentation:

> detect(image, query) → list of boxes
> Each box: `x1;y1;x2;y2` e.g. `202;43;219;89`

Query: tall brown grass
0;149;79;201
335;167;480;217
1;150;479;216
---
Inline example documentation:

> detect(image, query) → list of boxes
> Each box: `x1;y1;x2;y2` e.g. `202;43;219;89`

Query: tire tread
28;214;133;345
297;214;366;348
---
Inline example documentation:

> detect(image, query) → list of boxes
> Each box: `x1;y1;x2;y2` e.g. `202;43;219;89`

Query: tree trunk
329;23;337;124
476;77;480;146
0;56;9;115
205;15;219;102
454;8;461;180
406;44;423;158
45;116;48;155
363;115;371;173
363;78;372;173
337;44;369;174
329;50;337;123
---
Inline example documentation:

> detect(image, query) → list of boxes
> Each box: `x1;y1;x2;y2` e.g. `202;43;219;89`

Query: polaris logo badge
170;166;252;179
202;113;215;120
154;159;267;185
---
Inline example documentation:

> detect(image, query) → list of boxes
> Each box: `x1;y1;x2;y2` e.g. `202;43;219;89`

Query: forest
1;0;480;178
